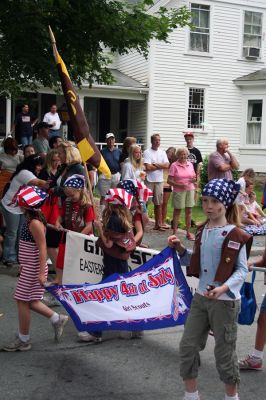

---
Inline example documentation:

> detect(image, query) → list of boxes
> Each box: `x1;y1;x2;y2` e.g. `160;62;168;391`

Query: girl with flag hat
2;186;69;352
168;178;253;400
82;188;136;344
54;174;95;286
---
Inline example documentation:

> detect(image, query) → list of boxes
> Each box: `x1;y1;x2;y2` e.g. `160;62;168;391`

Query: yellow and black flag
49;26;111;178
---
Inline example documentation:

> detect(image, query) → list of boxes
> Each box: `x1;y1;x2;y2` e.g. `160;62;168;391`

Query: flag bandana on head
202;179;240;208
12;185;48;209
119;179;153;203
64;174;85;189
105;188;133;209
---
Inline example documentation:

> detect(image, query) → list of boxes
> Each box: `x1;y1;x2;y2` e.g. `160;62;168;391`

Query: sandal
153;226;166;231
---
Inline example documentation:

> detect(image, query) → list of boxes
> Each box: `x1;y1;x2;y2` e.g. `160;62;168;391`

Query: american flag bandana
202;179;240;208
136;181;153;203
13;185;49;209
105;188;133;209
119;180;153;203
63;174;85;189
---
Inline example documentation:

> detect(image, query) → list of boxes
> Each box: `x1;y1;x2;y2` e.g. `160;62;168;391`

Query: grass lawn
148;186;264;230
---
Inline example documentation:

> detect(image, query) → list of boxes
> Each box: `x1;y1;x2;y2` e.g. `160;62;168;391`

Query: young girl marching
2;186;69;352
55;174;95;285
168;179;252;400
82;188;136;343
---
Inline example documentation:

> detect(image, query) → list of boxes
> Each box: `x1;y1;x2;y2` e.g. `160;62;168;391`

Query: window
243;11;262;58
188;88;205;129
246;100;262;144
190;3;210;52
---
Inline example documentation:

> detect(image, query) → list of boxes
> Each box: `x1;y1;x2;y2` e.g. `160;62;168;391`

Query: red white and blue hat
202;179;240;208
105;188;133;209
12;185;49;210
119;179;153;203
63;174;85;189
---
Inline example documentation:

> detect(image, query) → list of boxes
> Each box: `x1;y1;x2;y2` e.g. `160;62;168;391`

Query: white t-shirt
0;153;23;173
1;170;36;214
43;112;61;130
121;160;142;181
143;148;168;182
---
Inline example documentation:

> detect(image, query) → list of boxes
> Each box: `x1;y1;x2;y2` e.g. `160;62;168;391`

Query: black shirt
187;147;203;173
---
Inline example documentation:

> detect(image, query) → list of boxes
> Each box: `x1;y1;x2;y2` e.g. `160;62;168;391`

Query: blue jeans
21;136;32;146
0;203;24;262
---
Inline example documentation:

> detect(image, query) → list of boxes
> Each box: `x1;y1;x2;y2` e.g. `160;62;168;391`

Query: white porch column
6;97;12;136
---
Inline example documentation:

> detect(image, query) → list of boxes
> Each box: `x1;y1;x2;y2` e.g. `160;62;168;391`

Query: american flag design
119;179;153;203
105;188;133;209
63;174;85;189
14;185;48;209
202;179;240;208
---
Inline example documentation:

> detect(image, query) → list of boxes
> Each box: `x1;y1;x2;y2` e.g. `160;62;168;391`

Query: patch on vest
228;240;240;250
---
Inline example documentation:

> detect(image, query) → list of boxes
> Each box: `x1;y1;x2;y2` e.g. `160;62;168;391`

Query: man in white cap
97;133;121;215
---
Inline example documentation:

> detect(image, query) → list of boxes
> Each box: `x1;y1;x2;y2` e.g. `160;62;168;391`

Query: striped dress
14;220;48;302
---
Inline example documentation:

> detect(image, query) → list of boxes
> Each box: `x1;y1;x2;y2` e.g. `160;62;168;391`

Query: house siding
148;0;266;165
128;100;147;144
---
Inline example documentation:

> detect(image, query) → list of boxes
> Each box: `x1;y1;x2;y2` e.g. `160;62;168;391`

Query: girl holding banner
168;179;252;400
54;175;94;285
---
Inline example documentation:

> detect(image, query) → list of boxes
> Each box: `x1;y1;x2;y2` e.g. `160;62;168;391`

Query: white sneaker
53;314;69;342
77;332;102;343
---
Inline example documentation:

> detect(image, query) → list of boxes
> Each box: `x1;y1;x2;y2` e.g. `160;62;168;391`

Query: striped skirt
14;240;48;302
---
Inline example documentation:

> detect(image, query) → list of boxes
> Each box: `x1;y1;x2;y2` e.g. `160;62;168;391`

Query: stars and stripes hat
63;174;85;189
12;185;49;210
118;179;153;203
105;188;133;209
202;178;240;208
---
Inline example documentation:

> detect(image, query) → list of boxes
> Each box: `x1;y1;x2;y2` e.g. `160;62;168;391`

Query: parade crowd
1;103;266;400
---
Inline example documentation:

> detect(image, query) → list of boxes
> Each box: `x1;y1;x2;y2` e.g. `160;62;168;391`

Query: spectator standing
208;138;239;181
167;148;196;240
119;136;136;166
11;104;38;146
43;105;62;138
97;133;121;216
144;134;169;231
0;138;23;198
23;144;35;159
121;144;145;182
162;147;177;228
32;122;50;159
0;155;49;267
184;132;203;181
49;136;63;149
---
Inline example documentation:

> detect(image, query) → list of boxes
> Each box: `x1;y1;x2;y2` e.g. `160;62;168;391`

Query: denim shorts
260;294;266;313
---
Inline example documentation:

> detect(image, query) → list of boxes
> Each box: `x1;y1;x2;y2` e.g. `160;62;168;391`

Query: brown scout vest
187;225;253;283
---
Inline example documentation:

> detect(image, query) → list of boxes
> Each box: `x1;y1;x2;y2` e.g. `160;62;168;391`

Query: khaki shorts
172;190;195;209
97;172;121;197
145;181;164;205
180;293;240;385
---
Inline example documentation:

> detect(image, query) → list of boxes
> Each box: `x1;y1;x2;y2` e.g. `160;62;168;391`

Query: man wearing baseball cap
32;122;50;159
184;132;203;182
97;133;121;216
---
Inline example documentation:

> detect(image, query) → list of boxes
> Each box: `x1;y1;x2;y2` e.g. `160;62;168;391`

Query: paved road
1;227;266;400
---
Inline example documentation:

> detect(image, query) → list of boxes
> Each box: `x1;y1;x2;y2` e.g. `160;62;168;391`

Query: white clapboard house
2;0;266;171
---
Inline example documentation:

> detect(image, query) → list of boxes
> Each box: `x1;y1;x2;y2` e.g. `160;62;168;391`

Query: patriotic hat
63;174;85;189
202;178;240;208
105;188;133;209
13;185;49;210
136;180;153;203
118;180;137;197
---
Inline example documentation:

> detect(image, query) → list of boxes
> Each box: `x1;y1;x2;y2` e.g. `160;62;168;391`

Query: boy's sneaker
77;332;102;343
2;337;31;352
53;314;69;342
238;354;263;370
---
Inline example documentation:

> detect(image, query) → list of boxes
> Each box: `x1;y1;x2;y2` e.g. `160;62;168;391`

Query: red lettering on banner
148;267;175;288
72;290;89;304
71;285;119;304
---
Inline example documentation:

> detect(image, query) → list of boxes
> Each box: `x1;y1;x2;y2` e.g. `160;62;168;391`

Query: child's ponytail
226;203;241;227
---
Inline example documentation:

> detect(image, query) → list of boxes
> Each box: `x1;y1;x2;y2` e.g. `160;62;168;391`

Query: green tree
0;0;191;97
